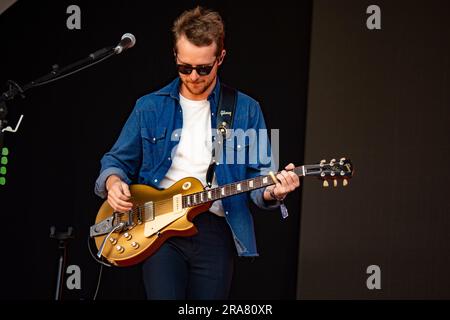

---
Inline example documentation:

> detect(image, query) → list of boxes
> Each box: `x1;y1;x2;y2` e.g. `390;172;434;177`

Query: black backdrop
0;1;311;299
299;0;450;299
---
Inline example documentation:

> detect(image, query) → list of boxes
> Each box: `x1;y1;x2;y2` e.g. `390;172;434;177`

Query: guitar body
94;177;211;267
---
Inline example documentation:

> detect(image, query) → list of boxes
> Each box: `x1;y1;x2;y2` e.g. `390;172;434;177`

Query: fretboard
181;165;318;208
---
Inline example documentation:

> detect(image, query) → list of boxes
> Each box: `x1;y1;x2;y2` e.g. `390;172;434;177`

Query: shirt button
212;112;214;116
237;145;241;149
152;138;156;142
225;211;229;215
154;179;158;183
175;134;178;137
168;157;171;161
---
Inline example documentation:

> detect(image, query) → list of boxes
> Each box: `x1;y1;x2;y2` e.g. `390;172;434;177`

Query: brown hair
172;6;225;56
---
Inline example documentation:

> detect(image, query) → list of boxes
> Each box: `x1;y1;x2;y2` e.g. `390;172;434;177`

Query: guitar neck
181;165;322;208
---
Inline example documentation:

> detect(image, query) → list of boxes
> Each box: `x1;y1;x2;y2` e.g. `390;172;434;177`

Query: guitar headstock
317;157;353;187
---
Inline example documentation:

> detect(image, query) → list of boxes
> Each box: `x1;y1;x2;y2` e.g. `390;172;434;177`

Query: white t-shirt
159;93;224;216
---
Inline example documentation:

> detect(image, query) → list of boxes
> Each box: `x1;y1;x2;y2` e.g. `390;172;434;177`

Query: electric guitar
90;158;353;267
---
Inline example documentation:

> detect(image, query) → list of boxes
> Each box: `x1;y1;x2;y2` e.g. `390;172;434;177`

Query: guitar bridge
90;212;128;237
90;216;114;237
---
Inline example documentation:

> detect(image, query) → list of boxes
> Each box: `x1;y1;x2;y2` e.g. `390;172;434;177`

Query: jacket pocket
224;141;251;166
141;127;167;168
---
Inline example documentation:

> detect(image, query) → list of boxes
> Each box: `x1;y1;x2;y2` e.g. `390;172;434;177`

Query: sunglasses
176;57;218;76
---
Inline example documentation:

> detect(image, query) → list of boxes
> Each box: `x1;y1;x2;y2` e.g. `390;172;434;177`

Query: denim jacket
95;77;280;256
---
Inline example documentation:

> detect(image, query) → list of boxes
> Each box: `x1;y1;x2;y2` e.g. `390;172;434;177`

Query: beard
181;77;215;96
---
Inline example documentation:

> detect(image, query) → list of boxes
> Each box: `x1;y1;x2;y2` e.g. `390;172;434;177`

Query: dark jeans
142;211;235;300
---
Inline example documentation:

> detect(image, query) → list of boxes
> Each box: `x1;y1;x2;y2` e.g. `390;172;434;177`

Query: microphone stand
50;226;75;300
0;45;116;148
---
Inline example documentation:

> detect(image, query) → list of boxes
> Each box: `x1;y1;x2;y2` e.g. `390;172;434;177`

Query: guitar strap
205;83;237;188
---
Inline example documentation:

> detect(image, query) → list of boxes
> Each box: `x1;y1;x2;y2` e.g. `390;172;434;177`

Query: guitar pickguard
144;209;187;237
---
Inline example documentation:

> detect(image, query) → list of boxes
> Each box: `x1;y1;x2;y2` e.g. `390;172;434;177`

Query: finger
288;171;300;187
281;170;296;187
108;192;133;210
274;182;283;197
276;173;287;185
288;171;300;188
108;197;130;213
285;163;295;170
113;202;133;213
283;170;299;190
281;170;298;193
115;198;133;210
121;182;131;197
114;187;131;201
276;174;288;194
279;170;296;193
107;196;118;211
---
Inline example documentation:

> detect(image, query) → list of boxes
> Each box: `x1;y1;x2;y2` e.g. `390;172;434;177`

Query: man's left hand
264;163;301;201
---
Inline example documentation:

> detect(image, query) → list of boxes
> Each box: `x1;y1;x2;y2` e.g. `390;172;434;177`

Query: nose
189;70;200;82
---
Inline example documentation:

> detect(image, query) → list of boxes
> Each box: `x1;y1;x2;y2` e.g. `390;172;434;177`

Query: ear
218;49;226;66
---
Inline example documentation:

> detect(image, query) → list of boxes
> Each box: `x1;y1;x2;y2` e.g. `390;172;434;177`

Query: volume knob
131;242;140;249
116;245;125;253
123;232;132;240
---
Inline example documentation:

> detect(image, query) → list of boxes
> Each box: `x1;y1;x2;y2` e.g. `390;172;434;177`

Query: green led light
0;177;5;185
0;157;7;165
1;148;8;156
0;167;6;175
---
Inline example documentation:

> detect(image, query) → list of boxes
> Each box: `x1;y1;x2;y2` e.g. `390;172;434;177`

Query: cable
93;264;103;301
87;236;113;300
87;235;112;267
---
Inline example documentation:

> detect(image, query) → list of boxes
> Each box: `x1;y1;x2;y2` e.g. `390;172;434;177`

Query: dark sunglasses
176;58;218;76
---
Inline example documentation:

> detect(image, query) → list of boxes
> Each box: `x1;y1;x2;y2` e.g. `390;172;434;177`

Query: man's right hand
105;175;133;212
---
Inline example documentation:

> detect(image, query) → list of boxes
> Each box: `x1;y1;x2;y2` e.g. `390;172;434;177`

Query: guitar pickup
173;194;182;213
143;201;155;222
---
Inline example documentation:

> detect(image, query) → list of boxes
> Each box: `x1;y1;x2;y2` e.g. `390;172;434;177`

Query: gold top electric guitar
90;158;353;267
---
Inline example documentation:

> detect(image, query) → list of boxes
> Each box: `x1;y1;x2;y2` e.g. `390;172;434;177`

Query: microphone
89;33;136;60
114;33;136;54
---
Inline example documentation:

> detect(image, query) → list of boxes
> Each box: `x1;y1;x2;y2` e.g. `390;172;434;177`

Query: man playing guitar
94;6;300;299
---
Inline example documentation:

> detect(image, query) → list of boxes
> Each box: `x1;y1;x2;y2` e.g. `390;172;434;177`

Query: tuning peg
330;158;336;165
343;179;348;187
333;179;338;187
320;159;326;167
322;180;329;188
340;157;346;165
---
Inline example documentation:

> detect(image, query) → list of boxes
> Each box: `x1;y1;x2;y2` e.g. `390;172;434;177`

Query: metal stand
0;101;7;148
50;226;74;300
0;46;116;149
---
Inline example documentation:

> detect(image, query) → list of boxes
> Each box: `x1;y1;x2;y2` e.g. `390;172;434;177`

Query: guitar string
135;167;310;210
109;165;347;224
118;167;314;216
121;169;307;214
133;177;274;210
120;181;268;218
